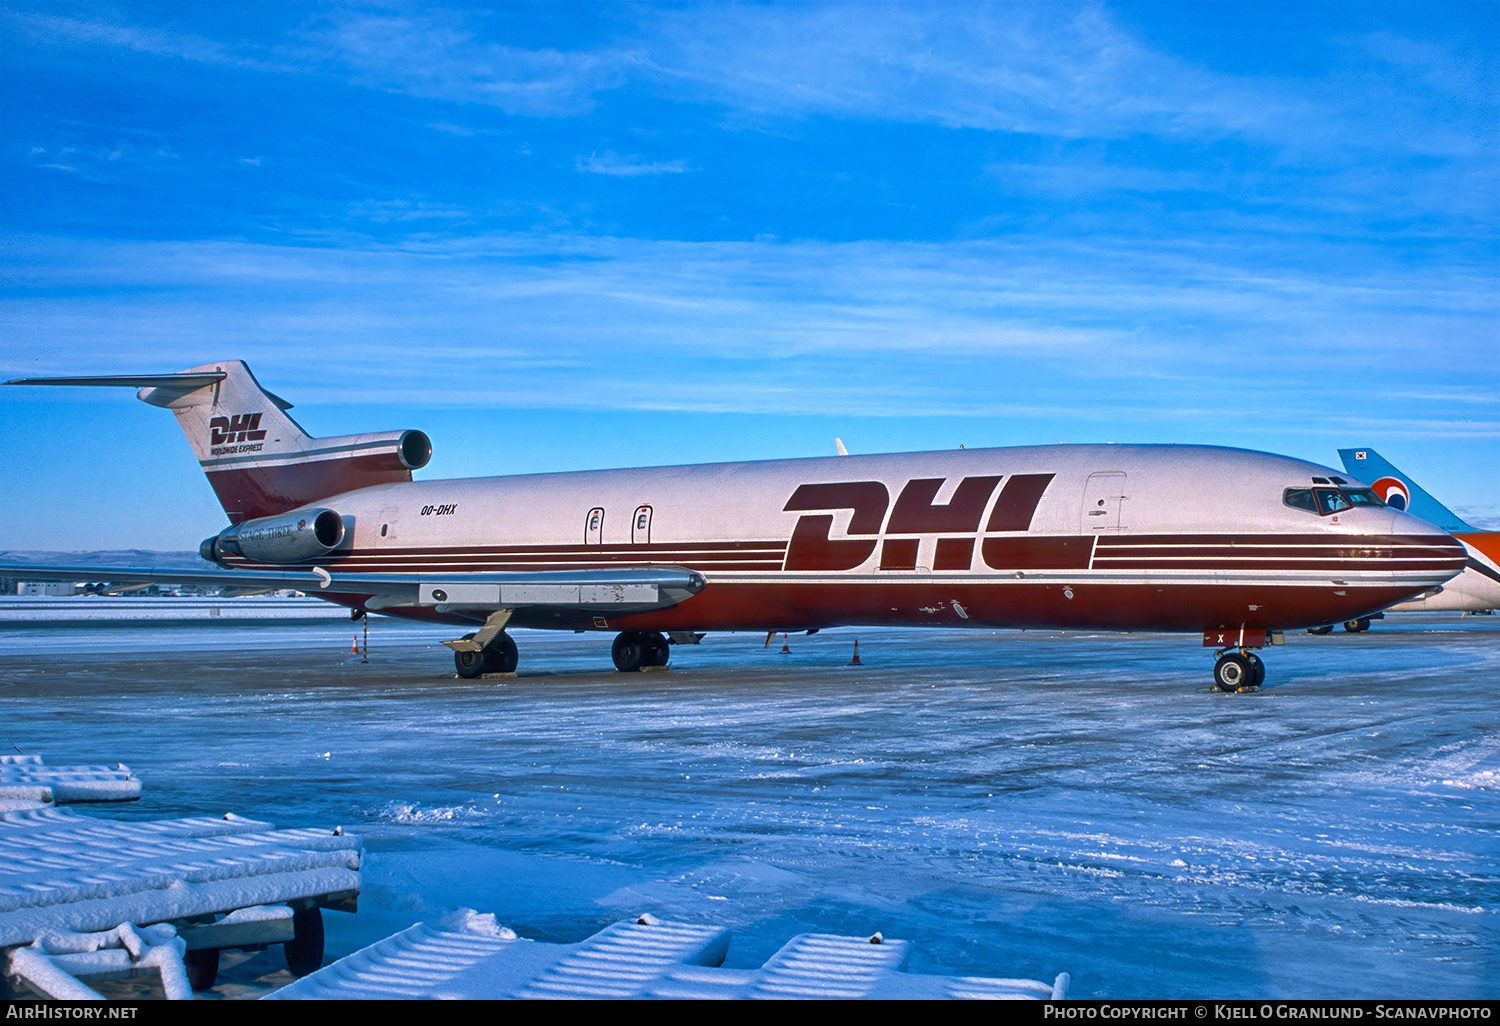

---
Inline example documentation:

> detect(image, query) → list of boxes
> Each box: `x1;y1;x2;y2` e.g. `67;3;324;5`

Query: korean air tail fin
1338;448;1476;533
6;361;430;523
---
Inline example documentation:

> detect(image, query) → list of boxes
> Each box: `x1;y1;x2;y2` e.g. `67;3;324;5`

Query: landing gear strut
1212;650;1265;692
612;630;671;672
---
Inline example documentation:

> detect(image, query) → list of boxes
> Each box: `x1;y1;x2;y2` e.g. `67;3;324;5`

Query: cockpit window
1316;488;1353;514
1284;488;1318;513
1285;485;1386;516
1342;488;1384;508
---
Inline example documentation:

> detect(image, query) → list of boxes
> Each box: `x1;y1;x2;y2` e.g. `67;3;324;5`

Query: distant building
17;581;80;597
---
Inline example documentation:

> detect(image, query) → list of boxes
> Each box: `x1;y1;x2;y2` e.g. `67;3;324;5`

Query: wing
0;563;706;619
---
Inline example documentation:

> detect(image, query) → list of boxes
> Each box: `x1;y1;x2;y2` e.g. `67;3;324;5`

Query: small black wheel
454;648;485;678
1357;618;1370;632
482;632;519;674
612;631;647;672
1307;625;1333;635
642;631;671;667
284;906;324;978
1247;652;1265;688
1342;619;1369;633
184;947;219;990
1213;653;1251;692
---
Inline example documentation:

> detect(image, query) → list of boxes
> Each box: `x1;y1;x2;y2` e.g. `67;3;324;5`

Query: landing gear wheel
612;631;647;672
184;947;219;990
1343;618;1371;633
284;906;324;978
454;634;484;679
1307;625;1333;635
1213;653;1252;692
482;632;519;674
1247;652;1265;688
642;631;671;668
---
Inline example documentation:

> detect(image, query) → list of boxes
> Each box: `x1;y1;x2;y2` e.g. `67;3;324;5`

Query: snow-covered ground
1;612;1495;999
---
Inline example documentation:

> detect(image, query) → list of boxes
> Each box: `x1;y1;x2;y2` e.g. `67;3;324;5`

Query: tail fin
1338;447;1476;533
7;361;430;522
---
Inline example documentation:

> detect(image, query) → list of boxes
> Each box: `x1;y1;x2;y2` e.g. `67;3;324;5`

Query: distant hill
0;550;216;570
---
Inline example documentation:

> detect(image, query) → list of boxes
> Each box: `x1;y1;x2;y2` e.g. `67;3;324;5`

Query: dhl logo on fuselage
209;412;267;446
782;474;1056;571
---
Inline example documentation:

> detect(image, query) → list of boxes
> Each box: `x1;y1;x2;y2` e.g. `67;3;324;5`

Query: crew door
1082;473;1129;533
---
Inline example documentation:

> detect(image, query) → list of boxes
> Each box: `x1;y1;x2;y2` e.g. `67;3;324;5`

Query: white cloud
5;8;289;72
576;151;693;177
2;232;1494;430
312;9;637;117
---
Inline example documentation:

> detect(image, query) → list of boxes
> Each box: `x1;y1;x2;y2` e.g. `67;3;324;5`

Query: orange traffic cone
780;633;791;653
851;639;861;665
351;636;359;655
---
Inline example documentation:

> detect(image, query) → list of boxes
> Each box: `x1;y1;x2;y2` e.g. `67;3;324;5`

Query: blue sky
2;0;1497;549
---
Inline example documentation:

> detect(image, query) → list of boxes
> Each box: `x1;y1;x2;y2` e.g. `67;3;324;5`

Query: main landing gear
453;631;519;678
1307;617;1373;635
1212;649;1265;693
448;624;675;677
611;630;671;672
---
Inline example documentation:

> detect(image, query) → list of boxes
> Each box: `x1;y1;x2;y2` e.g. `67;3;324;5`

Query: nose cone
1389;509;1468;585
1391;508;1453;538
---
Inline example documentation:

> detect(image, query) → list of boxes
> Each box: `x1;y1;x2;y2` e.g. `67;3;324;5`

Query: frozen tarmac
1;610;1496;999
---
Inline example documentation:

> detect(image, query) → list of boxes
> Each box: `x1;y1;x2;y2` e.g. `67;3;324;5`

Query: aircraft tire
1307;625;1333;635
642;631;671;667
1343;618;1371;633
184;947;219;990
612;631;647;672
1213;653;1251;692
482;632;519;674
1247;652;1265;688
284;906;324;978
454;635;485;679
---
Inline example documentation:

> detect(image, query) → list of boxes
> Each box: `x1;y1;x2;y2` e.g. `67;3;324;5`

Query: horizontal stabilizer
5;372;227;389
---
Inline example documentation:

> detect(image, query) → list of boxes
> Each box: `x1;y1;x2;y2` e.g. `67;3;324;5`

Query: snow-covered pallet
267;910;1070;1001
0;805;360;951
0;754;141;805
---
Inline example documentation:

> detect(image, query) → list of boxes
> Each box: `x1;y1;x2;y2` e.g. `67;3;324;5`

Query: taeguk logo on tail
1372;476;1411;511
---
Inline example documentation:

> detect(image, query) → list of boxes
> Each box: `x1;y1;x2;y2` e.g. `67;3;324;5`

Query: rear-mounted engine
202;508;345;565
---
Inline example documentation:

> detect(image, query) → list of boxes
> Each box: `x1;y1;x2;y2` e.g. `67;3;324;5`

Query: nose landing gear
1212;649;1265;692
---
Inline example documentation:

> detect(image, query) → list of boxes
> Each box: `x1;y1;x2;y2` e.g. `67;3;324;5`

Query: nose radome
1390;508;1448;537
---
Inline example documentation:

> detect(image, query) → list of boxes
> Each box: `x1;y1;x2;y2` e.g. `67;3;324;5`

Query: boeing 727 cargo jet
1338;448;1500;615
2;363;1467;692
